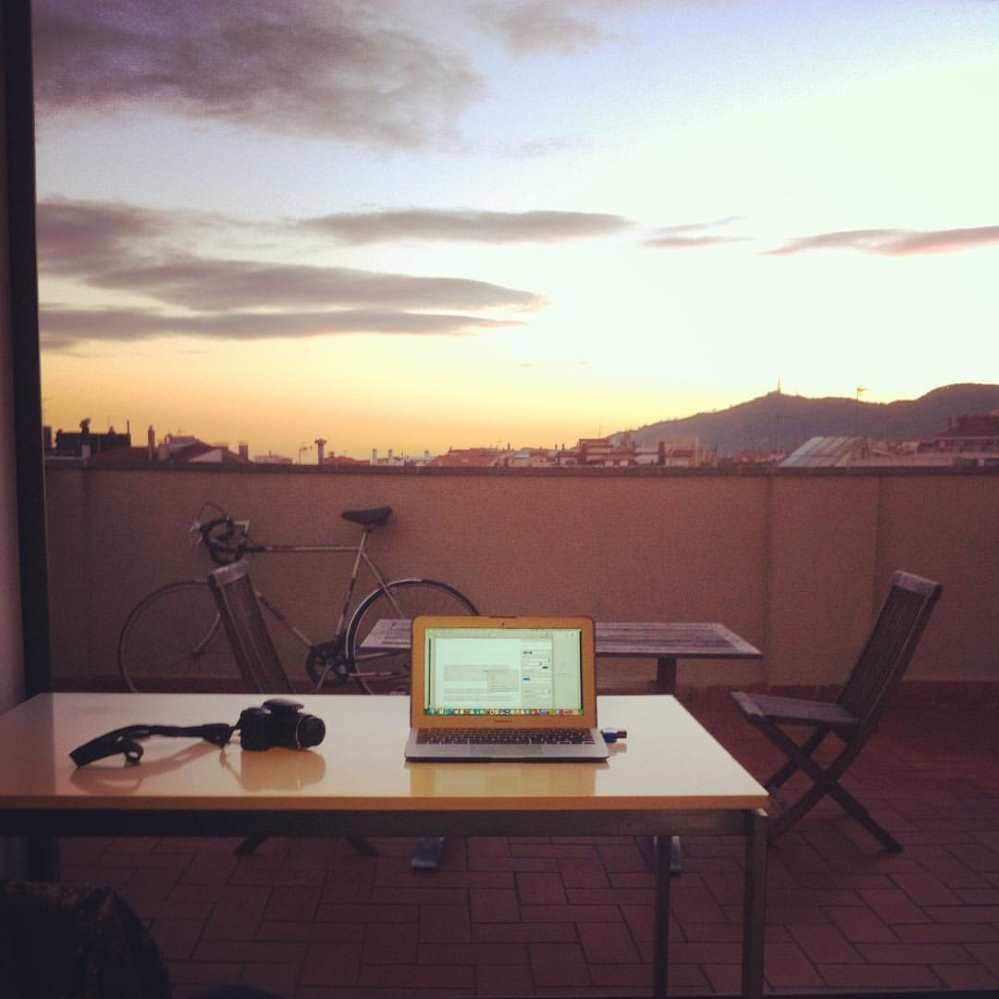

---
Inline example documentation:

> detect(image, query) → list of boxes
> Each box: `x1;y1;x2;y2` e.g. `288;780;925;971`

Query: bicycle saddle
341;506;393;527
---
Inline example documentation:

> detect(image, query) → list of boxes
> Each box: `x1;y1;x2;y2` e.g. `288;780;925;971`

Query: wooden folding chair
208;560;376;858
732;570;942;852
208;559;295;695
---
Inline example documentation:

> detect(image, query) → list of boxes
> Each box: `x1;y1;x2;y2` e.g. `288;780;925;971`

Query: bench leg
411;835;446;870
655;656;678;694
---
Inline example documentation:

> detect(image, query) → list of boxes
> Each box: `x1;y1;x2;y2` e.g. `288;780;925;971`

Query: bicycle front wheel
117;580;240;692
346;579;478;694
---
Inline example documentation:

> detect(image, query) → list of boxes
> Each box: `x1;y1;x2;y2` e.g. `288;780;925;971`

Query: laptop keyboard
416;728;594;745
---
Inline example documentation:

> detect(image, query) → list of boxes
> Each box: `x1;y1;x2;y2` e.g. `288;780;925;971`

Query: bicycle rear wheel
346;579;477;694
117;581;241;692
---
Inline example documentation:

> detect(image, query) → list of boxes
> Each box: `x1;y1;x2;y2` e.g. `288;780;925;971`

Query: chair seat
732;691;859;731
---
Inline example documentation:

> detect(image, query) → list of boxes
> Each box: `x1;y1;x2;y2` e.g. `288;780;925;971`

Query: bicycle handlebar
191;506;250;565
201;517;241;564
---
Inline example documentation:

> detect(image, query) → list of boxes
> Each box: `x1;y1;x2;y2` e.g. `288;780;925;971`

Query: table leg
741;809;768;999
652;660;685;877
637;835;683;877
655;656;678;694
668;835;683;875
652;835;673;998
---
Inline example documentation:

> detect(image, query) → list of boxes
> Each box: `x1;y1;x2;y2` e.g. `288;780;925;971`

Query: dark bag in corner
0;881;170;999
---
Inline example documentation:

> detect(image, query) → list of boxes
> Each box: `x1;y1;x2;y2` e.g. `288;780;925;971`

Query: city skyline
34;0;999;459
46;379;999;469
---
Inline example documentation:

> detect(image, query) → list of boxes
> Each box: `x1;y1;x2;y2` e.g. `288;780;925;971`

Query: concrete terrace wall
44;465;999;691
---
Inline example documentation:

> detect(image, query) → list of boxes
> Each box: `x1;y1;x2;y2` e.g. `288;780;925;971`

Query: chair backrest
838;570;942;726
208;559;294;694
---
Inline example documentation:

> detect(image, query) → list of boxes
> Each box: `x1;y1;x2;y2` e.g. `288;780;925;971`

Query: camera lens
296;715;325;749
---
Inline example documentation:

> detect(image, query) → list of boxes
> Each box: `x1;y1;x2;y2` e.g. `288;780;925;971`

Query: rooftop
41;462;999;995
60;687;999;998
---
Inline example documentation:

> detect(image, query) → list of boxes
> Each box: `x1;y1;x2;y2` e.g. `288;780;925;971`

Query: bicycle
117;501;478;695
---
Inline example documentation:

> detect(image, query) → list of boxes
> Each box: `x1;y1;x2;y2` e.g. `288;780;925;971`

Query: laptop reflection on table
405;616;609;762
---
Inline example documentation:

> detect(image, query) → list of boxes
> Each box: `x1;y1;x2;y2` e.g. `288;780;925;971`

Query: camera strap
70;722;236;767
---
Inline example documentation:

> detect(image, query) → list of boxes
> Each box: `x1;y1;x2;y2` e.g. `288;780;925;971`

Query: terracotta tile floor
58;692;999;997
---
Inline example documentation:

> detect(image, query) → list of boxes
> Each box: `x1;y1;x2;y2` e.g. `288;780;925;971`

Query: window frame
4;0;50;697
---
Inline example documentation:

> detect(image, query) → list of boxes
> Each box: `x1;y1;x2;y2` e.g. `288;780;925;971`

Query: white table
0;693;768;998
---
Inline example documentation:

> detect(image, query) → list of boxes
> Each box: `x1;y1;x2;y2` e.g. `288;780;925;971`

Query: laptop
405;615;609;762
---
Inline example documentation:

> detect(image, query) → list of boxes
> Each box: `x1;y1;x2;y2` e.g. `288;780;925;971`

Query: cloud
37;198;541;310
35;198;542;348
644;216;746;249
496;136;586;158
475;1;609;55
36;197;174;273
646;235;741;248
474;1;651;57
90;255;543;312
303;208;631;244
39;306;521;349
766;225;999;256
32;0;483;148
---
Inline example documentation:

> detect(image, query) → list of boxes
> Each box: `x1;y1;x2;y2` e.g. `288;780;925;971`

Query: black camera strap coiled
70;722;235;767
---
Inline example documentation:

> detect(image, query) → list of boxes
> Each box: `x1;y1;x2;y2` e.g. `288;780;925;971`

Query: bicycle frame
233;528;408;653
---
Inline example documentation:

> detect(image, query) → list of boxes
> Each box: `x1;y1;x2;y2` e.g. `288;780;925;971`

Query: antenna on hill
855;387;869;440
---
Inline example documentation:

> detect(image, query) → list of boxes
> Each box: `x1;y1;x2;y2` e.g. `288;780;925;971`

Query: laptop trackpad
490;745;544;758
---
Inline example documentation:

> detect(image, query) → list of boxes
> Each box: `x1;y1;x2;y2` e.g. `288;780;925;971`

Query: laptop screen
411;616;597;729
424;626;583;717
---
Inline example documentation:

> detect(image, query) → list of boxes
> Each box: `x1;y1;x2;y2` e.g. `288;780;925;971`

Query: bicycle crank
305;639;351;689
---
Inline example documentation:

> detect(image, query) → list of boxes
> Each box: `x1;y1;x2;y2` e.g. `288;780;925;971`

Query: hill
618;384;999;457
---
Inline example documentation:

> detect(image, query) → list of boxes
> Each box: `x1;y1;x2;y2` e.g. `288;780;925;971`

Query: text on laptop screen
422;628;584;717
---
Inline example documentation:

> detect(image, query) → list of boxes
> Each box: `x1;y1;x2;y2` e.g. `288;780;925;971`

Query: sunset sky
33;0;999;460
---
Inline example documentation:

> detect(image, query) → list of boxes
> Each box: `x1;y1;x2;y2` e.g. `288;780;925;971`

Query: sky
32;0;999;460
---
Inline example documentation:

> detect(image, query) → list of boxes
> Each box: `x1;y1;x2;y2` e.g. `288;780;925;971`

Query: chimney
238;442;249;462
371;448;378;464
80;417;92;459
657;440;666;466
147;425;156;461
315;438;326;464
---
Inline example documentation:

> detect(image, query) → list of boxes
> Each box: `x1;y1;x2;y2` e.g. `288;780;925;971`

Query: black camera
238;698;325;751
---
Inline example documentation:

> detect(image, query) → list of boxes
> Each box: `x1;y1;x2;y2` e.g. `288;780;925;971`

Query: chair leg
764;728;827;792
771;772;902;851
821;779;903;852
235;835;379;857
769;777;834;841
760;721;902;852
234;834;265;857
347;836;379;858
